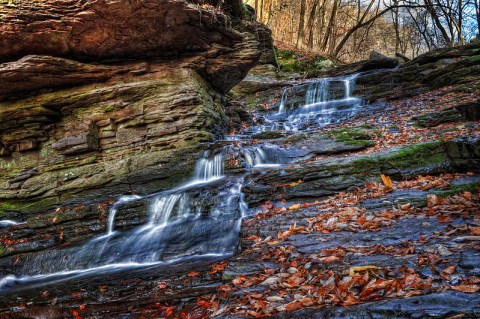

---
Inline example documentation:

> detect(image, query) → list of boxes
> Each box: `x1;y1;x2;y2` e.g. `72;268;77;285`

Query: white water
194;151;224;181
0;220;25;227
241;143;291;168
106;195;141;235
261;74;361;133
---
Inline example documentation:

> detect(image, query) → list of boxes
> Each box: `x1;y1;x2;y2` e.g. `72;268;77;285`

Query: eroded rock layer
0;0;266;225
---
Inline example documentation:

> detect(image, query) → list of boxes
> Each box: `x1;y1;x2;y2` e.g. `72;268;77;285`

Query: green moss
359;124;375;129
437;181;480;197
328;127;376;147
103;105;116;113
325;140;447;175
465;55;480;63
0;197;58;215
276;49;333;74
384;141;446;169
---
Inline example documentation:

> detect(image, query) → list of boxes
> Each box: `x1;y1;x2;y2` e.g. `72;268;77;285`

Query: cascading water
258;74;362;133
0;73;364;292
0;220;23;228
194;150;224;181
241;143;292;168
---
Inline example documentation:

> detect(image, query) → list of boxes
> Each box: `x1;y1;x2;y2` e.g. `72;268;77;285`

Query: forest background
245;0;480;62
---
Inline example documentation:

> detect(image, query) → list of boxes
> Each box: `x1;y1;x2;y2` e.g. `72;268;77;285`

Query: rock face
0;1;267;222
355;42;480;101
0;0;261;93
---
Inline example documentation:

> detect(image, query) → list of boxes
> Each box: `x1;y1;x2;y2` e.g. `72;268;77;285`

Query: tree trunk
474;0;480;35
296;0;307;48
424;0;453;46
307;0;319;50
322;0;340;51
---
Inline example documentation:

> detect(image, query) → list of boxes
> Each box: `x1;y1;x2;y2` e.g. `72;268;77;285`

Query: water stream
0;74;363;291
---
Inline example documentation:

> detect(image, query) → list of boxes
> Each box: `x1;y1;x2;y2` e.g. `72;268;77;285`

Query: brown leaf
470;227;480;236
317;256;340;263
157;282;168;289
187;271;200;277
284;301;304;311
450;285;480;293
443;265;456;275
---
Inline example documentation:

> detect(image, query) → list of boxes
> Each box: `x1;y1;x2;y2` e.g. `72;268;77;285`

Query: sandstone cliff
0;0;267;222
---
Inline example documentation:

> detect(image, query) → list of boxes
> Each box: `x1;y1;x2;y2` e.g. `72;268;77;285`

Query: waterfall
277;89;288;114
305;78;329;107
344;79;351;98
240;143;291;168
259;75;362;133
106;195;141;235
149;193;188;227
194;151;224;182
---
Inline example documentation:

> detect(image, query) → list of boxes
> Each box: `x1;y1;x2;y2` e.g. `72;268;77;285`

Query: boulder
0;0;262;93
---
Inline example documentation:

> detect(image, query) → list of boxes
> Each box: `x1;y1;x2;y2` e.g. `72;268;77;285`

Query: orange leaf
317;256;340;263
187;271;200;277
437;215;454;223
209;261;228;274
443;265;456;275
450;285;480;293
342;294;359;306
470;227;480;236
381;174;393;188
284;301;303;311
157;282;168;289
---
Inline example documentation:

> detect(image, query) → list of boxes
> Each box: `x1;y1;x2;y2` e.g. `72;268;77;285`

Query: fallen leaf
450;285;480;293
349;265;382;276
381;174;393;188
187;271;200;277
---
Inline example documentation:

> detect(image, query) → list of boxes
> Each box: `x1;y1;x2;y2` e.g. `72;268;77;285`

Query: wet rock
411;101;480;127
244;140;453;205
445;137;480;172
267;292;480;319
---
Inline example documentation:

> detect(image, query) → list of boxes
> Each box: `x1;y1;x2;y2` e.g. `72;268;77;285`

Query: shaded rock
0;68;225;216
267;292;480;319
445;137;480;172
456;101;480;121
355;42;480;101
369;50;390;60
411;100;480;128
0;0;262;93
0;55;148;102
412;108;464;127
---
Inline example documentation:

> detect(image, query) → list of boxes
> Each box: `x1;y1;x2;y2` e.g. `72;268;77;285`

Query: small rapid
254;74;362;133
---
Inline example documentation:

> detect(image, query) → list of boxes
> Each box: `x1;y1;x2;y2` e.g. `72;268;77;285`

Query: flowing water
0;74;363;291
253;74;362;134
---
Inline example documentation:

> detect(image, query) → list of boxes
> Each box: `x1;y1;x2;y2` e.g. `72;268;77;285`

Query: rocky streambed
1;2;480;318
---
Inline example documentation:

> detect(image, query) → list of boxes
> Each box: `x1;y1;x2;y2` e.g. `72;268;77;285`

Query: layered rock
0;1;267;228
0;0;262;93
354;42;480;101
